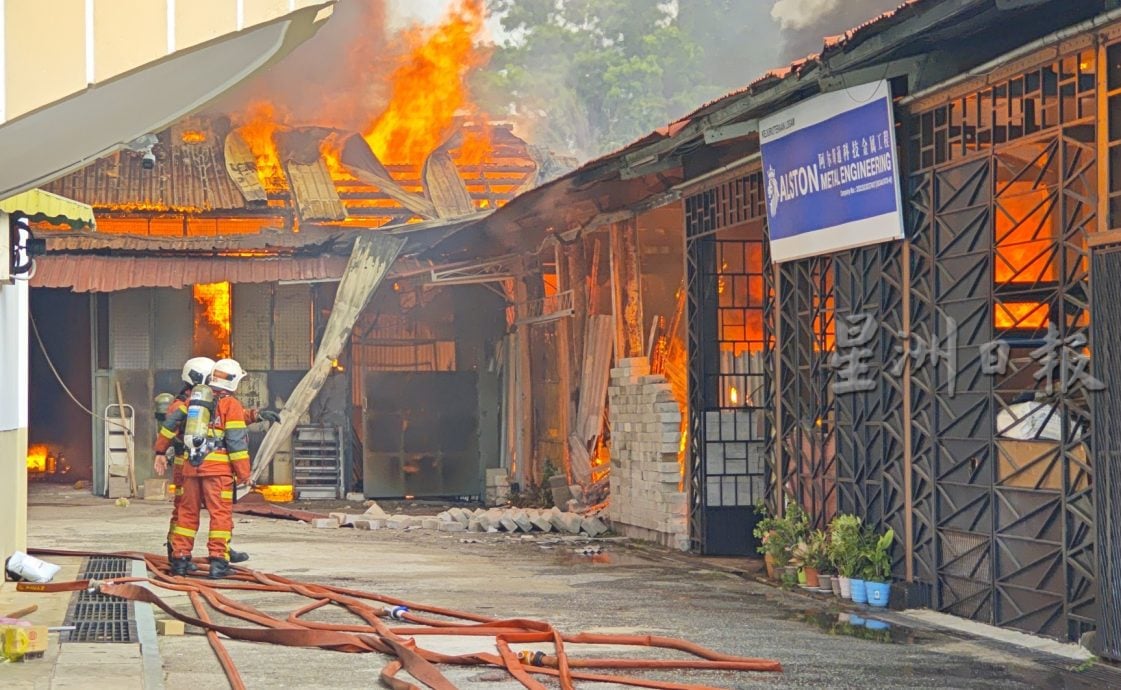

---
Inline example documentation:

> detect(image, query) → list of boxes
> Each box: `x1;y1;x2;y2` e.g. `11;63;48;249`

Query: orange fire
995;301;1049;330
237;102;286;190
193;282;232;358
363;0;490;165
181;130;208;144
320;135;354;181
26;444;48;473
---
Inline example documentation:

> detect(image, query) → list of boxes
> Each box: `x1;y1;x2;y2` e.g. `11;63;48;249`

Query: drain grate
63;557;137;643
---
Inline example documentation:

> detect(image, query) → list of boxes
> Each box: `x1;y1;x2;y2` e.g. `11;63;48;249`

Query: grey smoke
771;0;906;60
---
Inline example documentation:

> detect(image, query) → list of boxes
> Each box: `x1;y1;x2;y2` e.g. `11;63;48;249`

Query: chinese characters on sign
827;313;1105;396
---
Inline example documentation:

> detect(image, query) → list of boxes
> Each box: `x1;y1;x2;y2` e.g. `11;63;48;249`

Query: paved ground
14;484;1117;689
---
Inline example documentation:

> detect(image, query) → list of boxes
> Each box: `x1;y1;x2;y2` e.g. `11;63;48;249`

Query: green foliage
507;462;558;508
478;0;722;157
752;500;809;566
861;528;895;582
828;514;863;578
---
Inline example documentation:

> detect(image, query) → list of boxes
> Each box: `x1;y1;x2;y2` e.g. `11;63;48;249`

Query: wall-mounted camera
126;133;159;171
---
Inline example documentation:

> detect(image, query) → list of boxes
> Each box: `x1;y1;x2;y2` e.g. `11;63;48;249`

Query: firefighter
153;357;214;572
169;358;253;578
154;358;276;569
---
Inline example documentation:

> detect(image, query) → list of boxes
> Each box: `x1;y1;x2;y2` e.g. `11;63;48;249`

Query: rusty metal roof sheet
44;227;340;253
45;121;250;213
31;255;349;292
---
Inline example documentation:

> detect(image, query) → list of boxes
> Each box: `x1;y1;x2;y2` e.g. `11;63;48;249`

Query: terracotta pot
764;553;777;579
804;567;820;588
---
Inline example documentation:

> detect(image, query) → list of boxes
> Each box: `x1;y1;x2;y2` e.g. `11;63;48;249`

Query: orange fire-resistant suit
159;391;252;561
153;393;261;554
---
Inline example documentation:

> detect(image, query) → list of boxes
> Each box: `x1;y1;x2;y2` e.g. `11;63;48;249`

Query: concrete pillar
0;278;30;572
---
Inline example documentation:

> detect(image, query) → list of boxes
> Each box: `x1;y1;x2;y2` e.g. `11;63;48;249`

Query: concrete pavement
14;484;1116;689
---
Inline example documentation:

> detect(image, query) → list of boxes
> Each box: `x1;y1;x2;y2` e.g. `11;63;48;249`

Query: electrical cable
28;311;132;434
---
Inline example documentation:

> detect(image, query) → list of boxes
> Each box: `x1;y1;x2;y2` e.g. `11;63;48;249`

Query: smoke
771;0;841;31
771;0;905;59
209;0;397;131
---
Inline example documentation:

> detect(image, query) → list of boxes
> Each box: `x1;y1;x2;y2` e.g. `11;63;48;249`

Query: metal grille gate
686;173;774;554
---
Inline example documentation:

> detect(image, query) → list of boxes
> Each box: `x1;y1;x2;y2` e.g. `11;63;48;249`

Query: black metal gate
686;174;773;555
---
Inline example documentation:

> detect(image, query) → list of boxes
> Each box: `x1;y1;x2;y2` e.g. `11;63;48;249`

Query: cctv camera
142;149;156;170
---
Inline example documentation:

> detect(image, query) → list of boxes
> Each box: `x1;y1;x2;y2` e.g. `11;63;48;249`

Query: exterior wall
1;0;329;123
607;357;688;550
0;272;29;562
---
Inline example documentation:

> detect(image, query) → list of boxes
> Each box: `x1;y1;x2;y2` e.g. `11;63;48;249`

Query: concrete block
142;478;169;501
421;518;440;530
329;512;357;526
581;516;609;537
551;512;584;533
311;518;340;529
157;619;185;636
468;518;485;532
351;519;375;530
486;468;508;486
530;515;555;532
363;501;389;518
500;513;519;532
438;521;466;533
346;492;365;502
512;510;533;532
450;507;471;525
437;511;455;523
107;476;130;498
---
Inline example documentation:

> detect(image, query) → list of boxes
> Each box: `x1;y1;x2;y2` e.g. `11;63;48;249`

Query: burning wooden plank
277;129;347;222
224;131;268;205
339;134;438;219
422;147;476;218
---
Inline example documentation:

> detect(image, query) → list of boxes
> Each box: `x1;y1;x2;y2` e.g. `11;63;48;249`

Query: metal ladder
292;424;343;499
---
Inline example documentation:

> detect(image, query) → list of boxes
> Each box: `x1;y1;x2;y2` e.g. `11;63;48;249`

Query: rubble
311;518;339;529
302;504;611;538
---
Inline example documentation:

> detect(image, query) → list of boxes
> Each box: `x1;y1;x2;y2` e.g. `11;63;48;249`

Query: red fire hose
29;548;782;690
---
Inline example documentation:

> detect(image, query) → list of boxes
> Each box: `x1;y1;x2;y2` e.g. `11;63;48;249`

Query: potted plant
804;529;832;592
863;528;895;608
789;539;817;588
828;514;862;599
752;504;789;580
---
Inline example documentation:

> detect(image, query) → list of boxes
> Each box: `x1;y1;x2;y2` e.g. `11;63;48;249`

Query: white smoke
771;0;842;30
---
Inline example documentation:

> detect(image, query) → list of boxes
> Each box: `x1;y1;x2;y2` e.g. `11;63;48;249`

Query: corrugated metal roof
31;255;349;292
0;189;95;228
44;227;340;253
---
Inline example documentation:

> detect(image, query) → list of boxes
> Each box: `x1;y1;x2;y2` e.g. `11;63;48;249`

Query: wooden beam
250;234;405;484
554;243;574;484
513;260;534;489
609;219;645;359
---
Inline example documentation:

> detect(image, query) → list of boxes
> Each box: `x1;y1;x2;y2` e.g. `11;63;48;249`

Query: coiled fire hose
27;548;782;690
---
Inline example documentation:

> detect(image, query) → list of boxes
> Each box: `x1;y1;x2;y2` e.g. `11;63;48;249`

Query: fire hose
28;548;782;690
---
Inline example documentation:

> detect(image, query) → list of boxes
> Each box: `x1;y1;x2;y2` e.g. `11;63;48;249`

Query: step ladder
292;424;343;499
103;404;134;498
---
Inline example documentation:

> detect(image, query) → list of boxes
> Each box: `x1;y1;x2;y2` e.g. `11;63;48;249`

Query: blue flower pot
866;580;891;608
850;578;868;604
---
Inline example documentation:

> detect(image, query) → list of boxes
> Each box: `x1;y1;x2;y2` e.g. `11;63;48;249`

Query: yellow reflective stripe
174;487;184;496
202;453;231;463
225;421;247;430
159;427;176;439
208;530;232;540
173;457;185;466
172;526;197;538
219;490;234;500
229;450;249;461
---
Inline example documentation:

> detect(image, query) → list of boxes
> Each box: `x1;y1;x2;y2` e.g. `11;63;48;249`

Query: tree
476;0;717;158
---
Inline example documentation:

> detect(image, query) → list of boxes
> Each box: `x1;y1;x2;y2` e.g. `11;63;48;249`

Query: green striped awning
0;189;95;229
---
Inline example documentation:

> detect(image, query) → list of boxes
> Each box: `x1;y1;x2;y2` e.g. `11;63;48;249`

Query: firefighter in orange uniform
153;357;214;571
167;358;254;578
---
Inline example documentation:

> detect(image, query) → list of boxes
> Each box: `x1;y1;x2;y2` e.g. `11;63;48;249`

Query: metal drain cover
63;556;137;643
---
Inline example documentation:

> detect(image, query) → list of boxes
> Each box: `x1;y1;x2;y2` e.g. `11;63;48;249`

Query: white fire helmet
181;357;216;386
209;358;247;392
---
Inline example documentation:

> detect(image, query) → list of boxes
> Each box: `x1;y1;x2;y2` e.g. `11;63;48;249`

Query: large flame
193;282;232;358
27;444;48;473
237;102;286;191
363;0;489;165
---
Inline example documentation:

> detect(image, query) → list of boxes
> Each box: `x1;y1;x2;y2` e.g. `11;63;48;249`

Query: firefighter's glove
259;410;281;424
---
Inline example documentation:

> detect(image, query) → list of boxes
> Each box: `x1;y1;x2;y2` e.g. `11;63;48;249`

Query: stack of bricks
606;356;689;551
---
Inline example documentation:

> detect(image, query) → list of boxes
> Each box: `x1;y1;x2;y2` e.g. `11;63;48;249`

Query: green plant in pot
807;529;833;593
862;528;895;608
753;504;789;579
829;514;862;599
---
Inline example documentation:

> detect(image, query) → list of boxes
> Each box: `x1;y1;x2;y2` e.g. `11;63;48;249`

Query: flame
995;301;1049;330
363;0;489;164
320;136;355;181
27;444;48;473
236;102;286;191
193;282;232;358
729;386;739;405
256;485;294;502
181;130;207;144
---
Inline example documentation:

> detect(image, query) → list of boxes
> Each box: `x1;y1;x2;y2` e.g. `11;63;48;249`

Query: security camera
142;149;156;170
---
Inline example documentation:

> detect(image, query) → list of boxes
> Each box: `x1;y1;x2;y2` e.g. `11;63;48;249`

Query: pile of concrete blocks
485;469;510;506
606;356;690;551
312;504;611;538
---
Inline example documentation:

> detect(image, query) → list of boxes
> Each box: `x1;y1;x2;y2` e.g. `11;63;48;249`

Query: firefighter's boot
207;557;232;579
228;548;249;564
167;542;198;572
170;557;192;577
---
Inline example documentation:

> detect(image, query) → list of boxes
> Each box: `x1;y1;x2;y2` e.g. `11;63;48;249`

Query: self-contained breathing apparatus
183;384;216;467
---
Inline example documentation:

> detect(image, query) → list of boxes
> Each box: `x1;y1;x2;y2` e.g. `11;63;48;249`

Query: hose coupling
517;650;546;667
389;605;409;620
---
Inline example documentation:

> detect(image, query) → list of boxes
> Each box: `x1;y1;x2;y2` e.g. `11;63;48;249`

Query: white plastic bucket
6;551;61;583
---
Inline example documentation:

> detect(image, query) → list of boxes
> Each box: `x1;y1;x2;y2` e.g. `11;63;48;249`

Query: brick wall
607;357;689;551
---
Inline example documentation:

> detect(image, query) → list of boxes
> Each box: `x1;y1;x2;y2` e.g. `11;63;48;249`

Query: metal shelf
292;424;343;499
